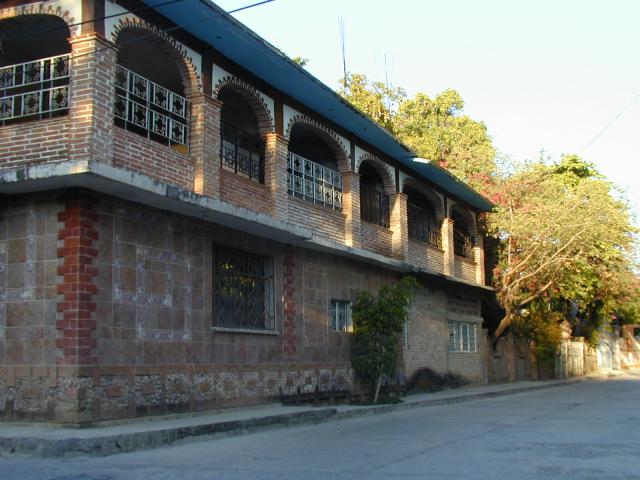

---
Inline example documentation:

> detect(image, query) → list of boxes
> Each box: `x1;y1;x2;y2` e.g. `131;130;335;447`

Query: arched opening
114;29;190;152
451;208;475;259
0;14;71;125
219;87;264;182
404;185;441;248
359;162;389;228
287;124;343;210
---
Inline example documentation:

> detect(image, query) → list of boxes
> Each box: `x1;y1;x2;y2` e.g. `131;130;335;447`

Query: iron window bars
454;228;475;259
220;120;264;182
0;54;70;125
213;245;275;331
114;64;190;150
330;300;352;332
448;320;478;352
287;152;343;211
408;203;442;248
360;185;390;228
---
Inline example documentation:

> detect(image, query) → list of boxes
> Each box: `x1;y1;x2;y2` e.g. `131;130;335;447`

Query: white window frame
448;320;478;352
330;300;352;332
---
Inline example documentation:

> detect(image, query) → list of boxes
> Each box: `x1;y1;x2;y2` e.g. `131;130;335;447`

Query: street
2;372;640;480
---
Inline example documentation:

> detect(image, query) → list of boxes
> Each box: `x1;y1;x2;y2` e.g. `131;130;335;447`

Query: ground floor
0;189;485;424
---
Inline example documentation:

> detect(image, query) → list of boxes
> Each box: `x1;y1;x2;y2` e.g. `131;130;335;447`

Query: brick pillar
474;235;486;285
68;34;116;164
192;94;222;197
441;217;455;276
342;171;361;248
390;192;408;260
56;190;99;366
264;133;290;220
282;245;297;360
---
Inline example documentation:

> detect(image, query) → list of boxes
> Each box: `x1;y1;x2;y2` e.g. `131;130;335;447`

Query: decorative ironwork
287;152;342;210
0;54;70;125
220;120;264;182
454;228;475;259
213;245;275;331
114;64;190;150
408;203;441;248
360;185;389;228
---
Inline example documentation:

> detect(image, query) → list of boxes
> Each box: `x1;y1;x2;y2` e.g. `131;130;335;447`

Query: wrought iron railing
287;152;342;210
408;203;441;248
114;64;190;150
360;185;389;228
454;228;475;259
0;54;70;125
220;120;263;182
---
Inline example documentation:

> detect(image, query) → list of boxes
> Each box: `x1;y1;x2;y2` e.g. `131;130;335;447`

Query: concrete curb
0;378;582;458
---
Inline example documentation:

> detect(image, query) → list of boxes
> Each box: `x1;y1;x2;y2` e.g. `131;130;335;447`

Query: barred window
330;300;352;332
213;245;275;331
448;320;478;352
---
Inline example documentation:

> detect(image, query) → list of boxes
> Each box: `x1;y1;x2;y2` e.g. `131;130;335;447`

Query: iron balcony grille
408;203;442;248
213;245;275;331
287;152;343;211
114;64;190;151
0;54;70;125
454;228;475;259
360;185;389;228
220;120;264;182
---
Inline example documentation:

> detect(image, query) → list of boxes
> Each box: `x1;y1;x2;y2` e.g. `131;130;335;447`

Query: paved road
2;372;640;480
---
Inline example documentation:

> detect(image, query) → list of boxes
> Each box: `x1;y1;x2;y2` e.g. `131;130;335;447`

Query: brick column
474;235;486;285
56;190;99;365
264;133;290;220
390;192;408;260
68;34;116;165
192;94;222;197
342;171;361;248
441;217;455;276
282;245;297;360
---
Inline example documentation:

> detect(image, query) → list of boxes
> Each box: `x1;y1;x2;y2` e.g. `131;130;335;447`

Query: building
0;0;493;423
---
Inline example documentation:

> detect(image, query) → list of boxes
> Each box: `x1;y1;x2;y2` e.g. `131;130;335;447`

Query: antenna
339;17;348;92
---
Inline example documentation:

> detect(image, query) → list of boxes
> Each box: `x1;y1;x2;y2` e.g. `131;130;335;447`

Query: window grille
0;54;70;125
114;64;190;150
220;120;263;182
454;228;474;259
330;300;352;332
213;245;275;331
287;152;342;210
448;320;478;352
360;185;389;228
408;203;441;248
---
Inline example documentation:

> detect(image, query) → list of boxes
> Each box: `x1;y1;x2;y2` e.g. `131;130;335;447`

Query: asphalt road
2;371;640;480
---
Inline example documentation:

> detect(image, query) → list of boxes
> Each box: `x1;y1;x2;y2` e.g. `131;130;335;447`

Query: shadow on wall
406;368;468;393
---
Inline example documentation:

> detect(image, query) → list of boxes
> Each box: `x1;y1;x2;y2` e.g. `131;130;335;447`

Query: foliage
350;277;419;403
291;56;308;67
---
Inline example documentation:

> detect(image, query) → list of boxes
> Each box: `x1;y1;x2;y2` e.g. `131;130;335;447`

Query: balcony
287;152;342;211
0;54;70;126
360;185;389;228
114;64;190;153
408;203;441;248
454;229;474;259
220;120;264;182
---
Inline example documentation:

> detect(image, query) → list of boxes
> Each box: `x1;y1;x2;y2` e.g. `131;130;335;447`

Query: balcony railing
220;120;263;182
361;185;389;228
408;203;442;248
114;64;190;151
287;152;342;211
454;229;475;259
0;54;70;125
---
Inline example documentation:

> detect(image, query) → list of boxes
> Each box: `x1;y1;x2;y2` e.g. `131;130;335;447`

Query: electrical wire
582;93;640;153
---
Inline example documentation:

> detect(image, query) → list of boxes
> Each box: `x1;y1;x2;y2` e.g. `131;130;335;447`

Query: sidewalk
0;374;619;458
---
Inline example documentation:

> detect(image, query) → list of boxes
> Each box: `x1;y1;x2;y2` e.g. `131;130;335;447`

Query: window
408;203;441;248
403;318;409;349
213;245;275;331
330;300;352;332
448;321;478;352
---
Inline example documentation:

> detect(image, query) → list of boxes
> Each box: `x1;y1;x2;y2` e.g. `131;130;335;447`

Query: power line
582;93;640;153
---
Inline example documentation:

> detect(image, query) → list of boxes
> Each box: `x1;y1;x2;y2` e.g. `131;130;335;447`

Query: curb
0;378;582;457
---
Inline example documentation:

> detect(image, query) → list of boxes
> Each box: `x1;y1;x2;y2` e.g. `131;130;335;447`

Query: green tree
350;277;418;403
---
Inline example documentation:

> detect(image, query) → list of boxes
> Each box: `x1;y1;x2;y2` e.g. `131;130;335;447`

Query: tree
350;277;418;403
291;56;309;67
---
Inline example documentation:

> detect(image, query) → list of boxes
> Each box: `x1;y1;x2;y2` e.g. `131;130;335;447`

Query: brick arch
285;115;350;172
214;76;275;136
402;178;445;221
449;204;477;236
0;5;78;35
111;18;201;96
357;154;395;195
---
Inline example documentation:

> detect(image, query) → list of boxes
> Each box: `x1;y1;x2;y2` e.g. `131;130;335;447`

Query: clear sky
216;0;640;228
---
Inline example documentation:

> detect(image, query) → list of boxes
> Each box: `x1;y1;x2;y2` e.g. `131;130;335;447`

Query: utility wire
582;93;640;153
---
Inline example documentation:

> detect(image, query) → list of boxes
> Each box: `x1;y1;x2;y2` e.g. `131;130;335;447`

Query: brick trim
214;76;275;136
0;3;79;36
55;191;99;365
357;154;396;195
401;177;446;221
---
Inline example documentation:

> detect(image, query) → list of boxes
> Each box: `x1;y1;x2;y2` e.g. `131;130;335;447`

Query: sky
216;0;640;228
